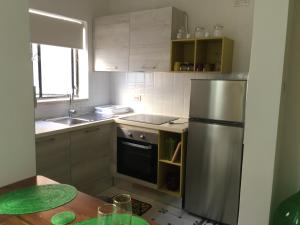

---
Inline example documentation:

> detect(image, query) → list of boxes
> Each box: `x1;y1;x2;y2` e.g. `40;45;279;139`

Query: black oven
117;126;158;184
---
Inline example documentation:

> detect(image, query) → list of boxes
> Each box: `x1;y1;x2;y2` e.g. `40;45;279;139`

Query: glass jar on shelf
176;27;186;39
194;26;205;39
187;63;194;71
213;24;224;37
179;63;188;71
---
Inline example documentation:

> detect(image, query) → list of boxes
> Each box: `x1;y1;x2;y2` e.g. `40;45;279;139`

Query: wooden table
0;176;158;225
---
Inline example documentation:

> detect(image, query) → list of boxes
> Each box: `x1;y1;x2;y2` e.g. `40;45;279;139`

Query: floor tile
99;186;211;225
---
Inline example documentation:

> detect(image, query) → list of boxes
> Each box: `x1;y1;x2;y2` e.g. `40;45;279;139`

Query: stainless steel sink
48;117;90;126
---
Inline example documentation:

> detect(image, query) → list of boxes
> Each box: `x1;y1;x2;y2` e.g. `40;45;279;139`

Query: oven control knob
128;132;133;137
140;134;145;139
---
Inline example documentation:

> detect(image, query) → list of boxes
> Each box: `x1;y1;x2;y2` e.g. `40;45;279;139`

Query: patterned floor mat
98;195;152;216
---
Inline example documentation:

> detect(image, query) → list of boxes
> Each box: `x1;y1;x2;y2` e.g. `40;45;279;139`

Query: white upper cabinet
94;7;185;72
130;7;185;72
94;14;130;72
130;7;170;72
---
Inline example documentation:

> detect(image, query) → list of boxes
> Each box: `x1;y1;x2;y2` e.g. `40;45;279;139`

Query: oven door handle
121;141;152;150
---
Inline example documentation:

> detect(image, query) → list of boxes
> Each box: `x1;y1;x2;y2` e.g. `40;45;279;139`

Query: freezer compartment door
190;80;246;123
184;121;243;225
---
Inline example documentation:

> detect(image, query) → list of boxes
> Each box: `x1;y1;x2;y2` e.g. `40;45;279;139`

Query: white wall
0;0;36;187
238;0;291;225
271;0;300;219
107;0;254;72
29;0;111;119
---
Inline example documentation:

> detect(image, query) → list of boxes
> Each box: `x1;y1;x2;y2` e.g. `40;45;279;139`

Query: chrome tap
68;94;76;118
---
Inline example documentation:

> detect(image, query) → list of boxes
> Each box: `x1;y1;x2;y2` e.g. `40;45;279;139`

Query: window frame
33;43;80;100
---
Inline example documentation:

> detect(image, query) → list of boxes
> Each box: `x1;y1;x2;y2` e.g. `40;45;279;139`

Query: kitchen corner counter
114;117;188;133
35;115;188;138
35;118;115;139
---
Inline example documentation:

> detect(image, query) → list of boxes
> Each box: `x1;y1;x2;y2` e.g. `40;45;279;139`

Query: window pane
40;44;72;97
32;44;40;97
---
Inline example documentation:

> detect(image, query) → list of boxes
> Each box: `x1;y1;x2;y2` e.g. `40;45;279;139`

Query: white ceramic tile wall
110;72;204;117
35;72;111;119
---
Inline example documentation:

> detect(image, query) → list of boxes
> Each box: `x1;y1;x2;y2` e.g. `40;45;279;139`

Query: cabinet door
70;124;114;192
129;7;172;72
36;134;71;184
94;14;130;72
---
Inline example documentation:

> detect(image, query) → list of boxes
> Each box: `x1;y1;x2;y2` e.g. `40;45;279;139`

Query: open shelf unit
158;131;187;197
158;131;181;163
170;37;233;73
158;163;181;197
171;39;196;72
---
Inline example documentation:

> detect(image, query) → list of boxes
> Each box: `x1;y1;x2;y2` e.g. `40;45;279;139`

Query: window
32;44;79;99
29;9;88;101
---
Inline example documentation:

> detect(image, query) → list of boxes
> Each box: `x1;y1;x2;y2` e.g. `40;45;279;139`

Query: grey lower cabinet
70;124;114;196
36;124;114;196
36;133;71;184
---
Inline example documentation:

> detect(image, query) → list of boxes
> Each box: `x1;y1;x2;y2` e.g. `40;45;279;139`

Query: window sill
37;97;88;104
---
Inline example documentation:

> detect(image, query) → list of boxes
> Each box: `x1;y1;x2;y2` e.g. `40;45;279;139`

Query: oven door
117;137;157;184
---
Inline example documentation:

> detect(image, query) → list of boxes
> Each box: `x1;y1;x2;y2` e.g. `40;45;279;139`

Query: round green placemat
0;184;77;214
51;211;76;225
74;215;150;225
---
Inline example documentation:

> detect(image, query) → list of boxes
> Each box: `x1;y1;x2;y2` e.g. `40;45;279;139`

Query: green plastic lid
51;211;76;225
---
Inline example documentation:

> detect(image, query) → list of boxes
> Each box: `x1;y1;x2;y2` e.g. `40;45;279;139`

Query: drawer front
70;125;113;164
36;134;70;171
37;164;71;184
71;156;111;185
75;177;113;196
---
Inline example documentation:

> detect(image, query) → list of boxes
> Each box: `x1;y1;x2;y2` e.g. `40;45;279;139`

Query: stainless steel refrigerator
184;79;247;225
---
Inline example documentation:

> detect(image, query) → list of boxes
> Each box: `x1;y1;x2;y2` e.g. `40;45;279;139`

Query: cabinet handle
142;65;157;70
37;137;56;143
85;127;100;133
105;65;118;70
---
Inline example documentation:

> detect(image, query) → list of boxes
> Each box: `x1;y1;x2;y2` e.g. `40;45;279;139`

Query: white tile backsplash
36;71;247;120
110;72;199;117
35;72;111;120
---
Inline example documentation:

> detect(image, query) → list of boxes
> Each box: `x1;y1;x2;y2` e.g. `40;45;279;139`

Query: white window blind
29;10;84;49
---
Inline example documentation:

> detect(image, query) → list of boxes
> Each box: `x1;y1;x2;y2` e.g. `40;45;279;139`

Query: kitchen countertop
35;118;115;139
114;116;188;133
35;114;188;138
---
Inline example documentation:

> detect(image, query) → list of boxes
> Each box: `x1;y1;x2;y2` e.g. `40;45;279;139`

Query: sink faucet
68;94;77;118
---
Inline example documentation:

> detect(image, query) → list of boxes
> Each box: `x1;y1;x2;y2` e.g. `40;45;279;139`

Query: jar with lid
213;24;224;37
195;26;205;39
176;27;186;39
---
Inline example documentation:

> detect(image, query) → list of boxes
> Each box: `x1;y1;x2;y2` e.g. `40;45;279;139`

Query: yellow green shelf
159;159;181;167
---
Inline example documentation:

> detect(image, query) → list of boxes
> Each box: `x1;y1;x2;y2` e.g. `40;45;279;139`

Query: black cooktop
120;114;178;125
